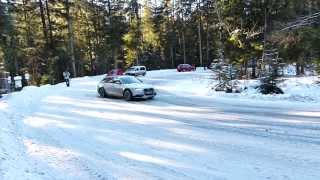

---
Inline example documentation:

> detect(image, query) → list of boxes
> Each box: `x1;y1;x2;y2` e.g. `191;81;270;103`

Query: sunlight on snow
23;116;76;129
119;152;183;167
70;109;183;125
0;102;8;110
167;128;211;140
143;139;207;153
288;111;320;118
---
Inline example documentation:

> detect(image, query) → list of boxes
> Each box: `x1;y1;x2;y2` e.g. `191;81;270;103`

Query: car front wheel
98;88;107;98
123;90;132;101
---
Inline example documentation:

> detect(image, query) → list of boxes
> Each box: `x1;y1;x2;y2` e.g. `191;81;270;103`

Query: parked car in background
108;69;124;76
124;66;147;76
177;64;196;72
97;75;156;101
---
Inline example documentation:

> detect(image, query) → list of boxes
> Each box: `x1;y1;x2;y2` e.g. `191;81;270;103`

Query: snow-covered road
1;69;320;180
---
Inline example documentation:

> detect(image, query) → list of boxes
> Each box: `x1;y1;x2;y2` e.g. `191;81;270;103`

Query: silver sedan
97;76;156;101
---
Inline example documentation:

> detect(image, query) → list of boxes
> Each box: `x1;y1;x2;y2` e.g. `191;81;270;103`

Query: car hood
123;83;154;89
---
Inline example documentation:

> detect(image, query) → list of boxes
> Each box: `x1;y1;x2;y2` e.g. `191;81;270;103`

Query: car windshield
120;76;142;84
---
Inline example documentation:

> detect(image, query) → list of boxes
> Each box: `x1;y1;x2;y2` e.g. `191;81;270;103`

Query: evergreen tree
0;0;318;85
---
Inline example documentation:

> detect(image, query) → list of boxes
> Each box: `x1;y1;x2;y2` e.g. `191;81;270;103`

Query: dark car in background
177;64;196;72
108;69;124;76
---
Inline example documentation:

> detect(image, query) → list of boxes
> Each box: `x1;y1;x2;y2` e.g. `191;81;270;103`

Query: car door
111;78;124;97
103;77;115;95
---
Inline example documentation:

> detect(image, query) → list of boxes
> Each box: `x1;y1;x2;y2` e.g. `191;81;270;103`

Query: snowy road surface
1;69;320;180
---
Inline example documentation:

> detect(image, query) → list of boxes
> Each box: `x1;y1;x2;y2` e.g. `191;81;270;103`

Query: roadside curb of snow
0;84;66;180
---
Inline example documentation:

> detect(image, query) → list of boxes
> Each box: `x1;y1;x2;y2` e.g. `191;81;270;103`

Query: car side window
106;78;113;83
113;80;121;84
140;67;145;71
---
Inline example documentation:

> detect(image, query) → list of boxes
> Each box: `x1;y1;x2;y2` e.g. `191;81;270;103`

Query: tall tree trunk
182;31;186;64
261;8;268;77
198;22;203;67
252;59;257;78
38;0;48;45
113;48;118;69
244;61;248;79
90;0;100;71
180;1;186;64
206;22;210;67
170;44;174;68
22;0;32;47
197;1;203;67
89;40;94;74
65;0;77;77
296;63;300;76
45;0;54;49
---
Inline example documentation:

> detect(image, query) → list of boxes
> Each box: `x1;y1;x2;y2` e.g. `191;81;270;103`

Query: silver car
97;75;156;101
124;66;147;76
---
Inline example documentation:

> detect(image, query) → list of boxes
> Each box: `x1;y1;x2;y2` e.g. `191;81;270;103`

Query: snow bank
227;76;320;104
144;68;320;105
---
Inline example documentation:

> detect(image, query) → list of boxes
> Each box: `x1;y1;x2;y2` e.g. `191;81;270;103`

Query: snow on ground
223;76;320;104
143;68;320;106
0;69;320;180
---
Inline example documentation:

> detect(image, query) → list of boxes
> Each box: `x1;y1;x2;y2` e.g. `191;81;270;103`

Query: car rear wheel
123;90;132;101
98;88;107;98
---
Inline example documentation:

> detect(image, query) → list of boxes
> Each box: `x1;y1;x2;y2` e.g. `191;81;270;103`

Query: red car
177;64;196;72
107;69;124;76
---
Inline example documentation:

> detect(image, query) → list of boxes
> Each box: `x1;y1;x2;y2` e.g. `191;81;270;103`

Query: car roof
130;66;146;68
106;75;133;78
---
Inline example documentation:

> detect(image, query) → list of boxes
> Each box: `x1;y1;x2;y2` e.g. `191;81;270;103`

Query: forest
0;0;319;85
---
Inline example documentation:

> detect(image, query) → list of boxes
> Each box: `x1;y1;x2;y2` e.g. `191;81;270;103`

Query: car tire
142;72;146;76
98;88;107;98
123;90;132;101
